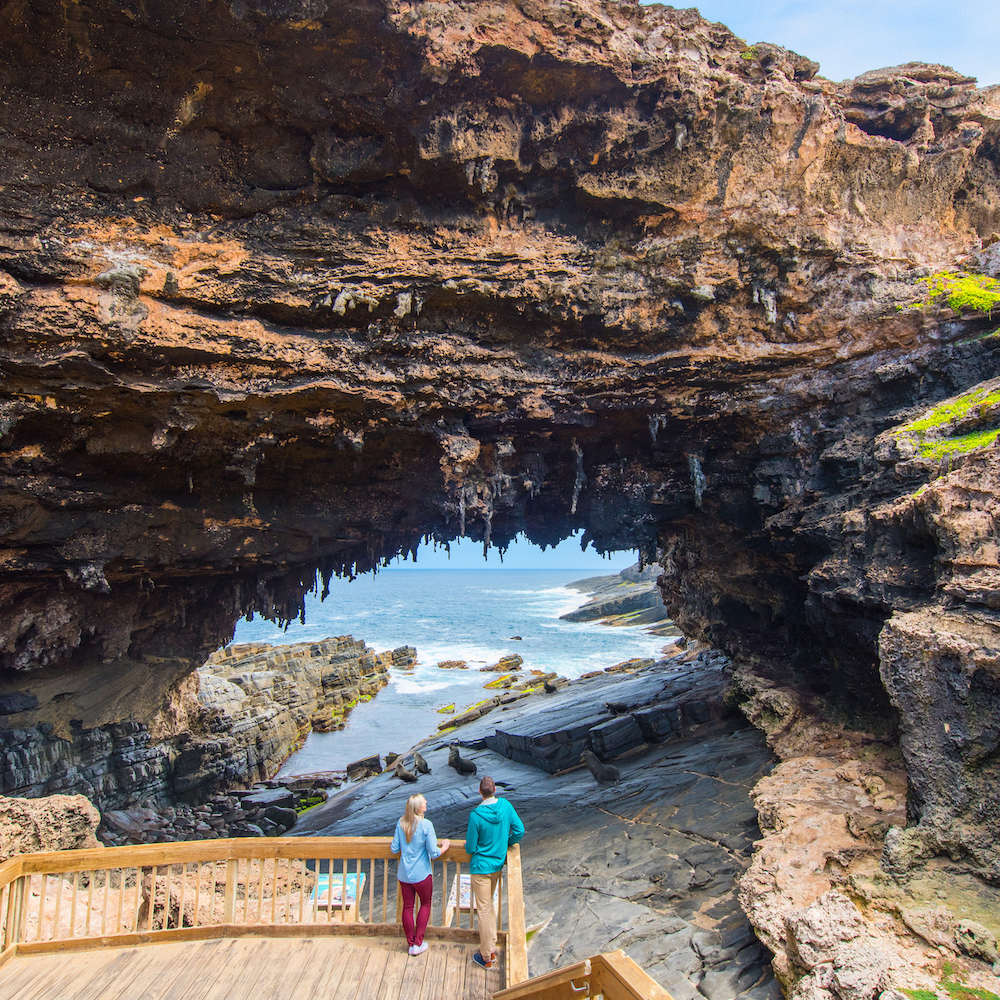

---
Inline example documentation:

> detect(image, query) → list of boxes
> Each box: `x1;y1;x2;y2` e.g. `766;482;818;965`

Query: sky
646;1;1000;87
387;532;638;571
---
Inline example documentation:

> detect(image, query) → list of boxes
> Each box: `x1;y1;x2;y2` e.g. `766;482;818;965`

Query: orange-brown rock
0;794;101;861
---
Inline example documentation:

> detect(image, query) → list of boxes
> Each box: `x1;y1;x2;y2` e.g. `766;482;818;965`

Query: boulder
0;794;101;861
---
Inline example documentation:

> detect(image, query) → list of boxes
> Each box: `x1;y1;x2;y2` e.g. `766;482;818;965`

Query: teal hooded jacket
465;797;525;874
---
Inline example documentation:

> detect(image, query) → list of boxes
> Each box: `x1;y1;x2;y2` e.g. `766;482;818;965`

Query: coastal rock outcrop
1;636;394;814
0;0;999;922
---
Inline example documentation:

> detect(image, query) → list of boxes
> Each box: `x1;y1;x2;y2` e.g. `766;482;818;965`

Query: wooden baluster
131;867;142;933
369;857;374;924
381;860;388;923
101;869;111;936
441;860;448;926
52;872;64;940
497;873;503;933
192;863;202;930
208;861;218;925
252;858;261;923
68;871;79;938
327;860;335;924
177;863;187;930
309;861;318;925
35;873;48;942
85;870;95;936
146;867;157;932
224;860;237;925
14;876;27;945
115;868;126;935
297;861;305;924
340;863;347;922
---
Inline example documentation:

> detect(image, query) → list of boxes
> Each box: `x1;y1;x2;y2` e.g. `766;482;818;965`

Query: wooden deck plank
397;941;432;1000
199;936;280;1000
441;941;468;1000
4;945;134;1000
158;940;240;1000
326;942;369;1000
414;939;450;1000
372;938;410;1000
0;934;509;1000
280;937;359;1000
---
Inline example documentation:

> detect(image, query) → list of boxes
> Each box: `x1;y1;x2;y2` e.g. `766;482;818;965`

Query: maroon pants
399;875;433;947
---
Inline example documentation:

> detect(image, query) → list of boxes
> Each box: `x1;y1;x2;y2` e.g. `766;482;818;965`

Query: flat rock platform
292;659;781;1000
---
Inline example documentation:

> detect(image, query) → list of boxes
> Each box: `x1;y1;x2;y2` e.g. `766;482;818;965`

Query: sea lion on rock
606;701;629;714
448;745;477;776
543;678;559;693
395;759;418;782
580;750;620;785
413;751;430;774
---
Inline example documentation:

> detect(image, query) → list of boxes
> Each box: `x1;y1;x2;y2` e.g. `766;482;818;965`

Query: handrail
493;949;674;1000
0;837;528;986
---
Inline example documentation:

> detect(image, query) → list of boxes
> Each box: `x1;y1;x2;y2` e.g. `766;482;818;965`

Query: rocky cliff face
1;635;393;812
0;0;999;887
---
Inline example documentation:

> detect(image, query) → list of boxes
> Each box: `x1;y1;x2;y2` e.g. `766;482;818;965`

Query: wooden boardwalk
0;935;507;1000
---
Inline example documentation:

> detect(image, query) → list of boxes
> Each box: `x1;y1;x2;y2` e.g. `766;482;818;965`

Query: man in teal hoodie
466;775;525;970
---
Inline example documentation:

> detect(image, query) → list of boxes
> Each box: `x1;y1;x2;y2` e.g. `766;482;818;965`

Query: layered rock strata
1;636;396;814
0;0;999;900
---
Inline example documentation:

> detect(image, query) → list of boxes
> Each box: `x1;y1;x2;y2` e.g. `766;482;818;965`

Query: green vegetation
294;795;325;814
918;428;1000;461
902;960;1000;1000
914;272;1000;317
741;45;759;61
904;386;1000;436
436;703;455;714
896;385;1000;462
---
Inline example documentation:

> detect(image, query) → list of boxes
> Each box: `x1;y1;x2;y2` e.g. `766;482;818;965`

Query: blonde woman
390;793;451;955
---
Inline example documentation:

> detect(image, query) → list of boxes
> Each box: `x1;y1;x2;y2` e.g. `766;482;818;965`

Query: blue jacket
391;817;442;884
465;798;525;874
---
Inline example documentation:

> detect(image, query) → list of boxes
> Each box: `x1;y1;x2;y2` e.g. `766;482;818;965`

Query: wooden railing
0;837;528;988
493;949;674;1000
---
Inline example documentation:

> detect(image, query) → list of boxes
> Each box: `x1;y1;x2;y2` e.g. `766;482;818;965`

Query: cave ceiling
0;0;998;759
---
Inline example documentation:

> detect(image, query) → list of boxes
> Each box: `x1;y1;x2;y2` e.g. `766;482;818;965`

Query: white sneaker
412;942;429;956
407;945;417;956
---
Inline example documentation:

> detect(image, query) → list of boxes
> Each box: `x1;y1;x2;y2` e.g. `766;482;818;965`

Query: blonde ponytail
401;794;425;843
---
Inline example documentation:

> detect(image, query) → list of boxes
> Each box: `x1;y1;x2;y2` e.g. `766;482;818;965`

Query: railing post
505;844;528;988
7;876;26;946
224;860;238;924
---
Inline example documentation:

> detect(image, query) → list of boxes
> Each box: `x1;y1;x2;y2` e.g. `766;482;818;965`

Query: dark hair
479;776;495;797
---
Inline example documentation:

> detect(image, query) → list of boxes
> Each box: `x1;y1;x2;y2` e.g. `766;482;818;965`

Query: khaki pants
471;871;500;961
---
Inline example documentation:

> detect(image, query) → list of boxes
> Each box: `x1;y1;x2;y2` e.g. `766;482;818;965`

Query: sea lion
580;750;620;785
394;759;418;782
413;750;431;774
448;745;478;776
605;701;629;714
543;678;559;693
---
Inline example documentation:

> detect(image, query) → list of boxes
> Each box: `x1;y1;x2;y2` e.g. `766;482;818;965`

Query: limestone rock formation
1;636;392;813
0;0;999;902
0;793;101;861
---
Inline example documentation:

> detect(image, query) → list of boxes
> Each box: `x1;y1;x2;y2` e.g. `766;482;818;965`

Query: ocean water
231;569;673;777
